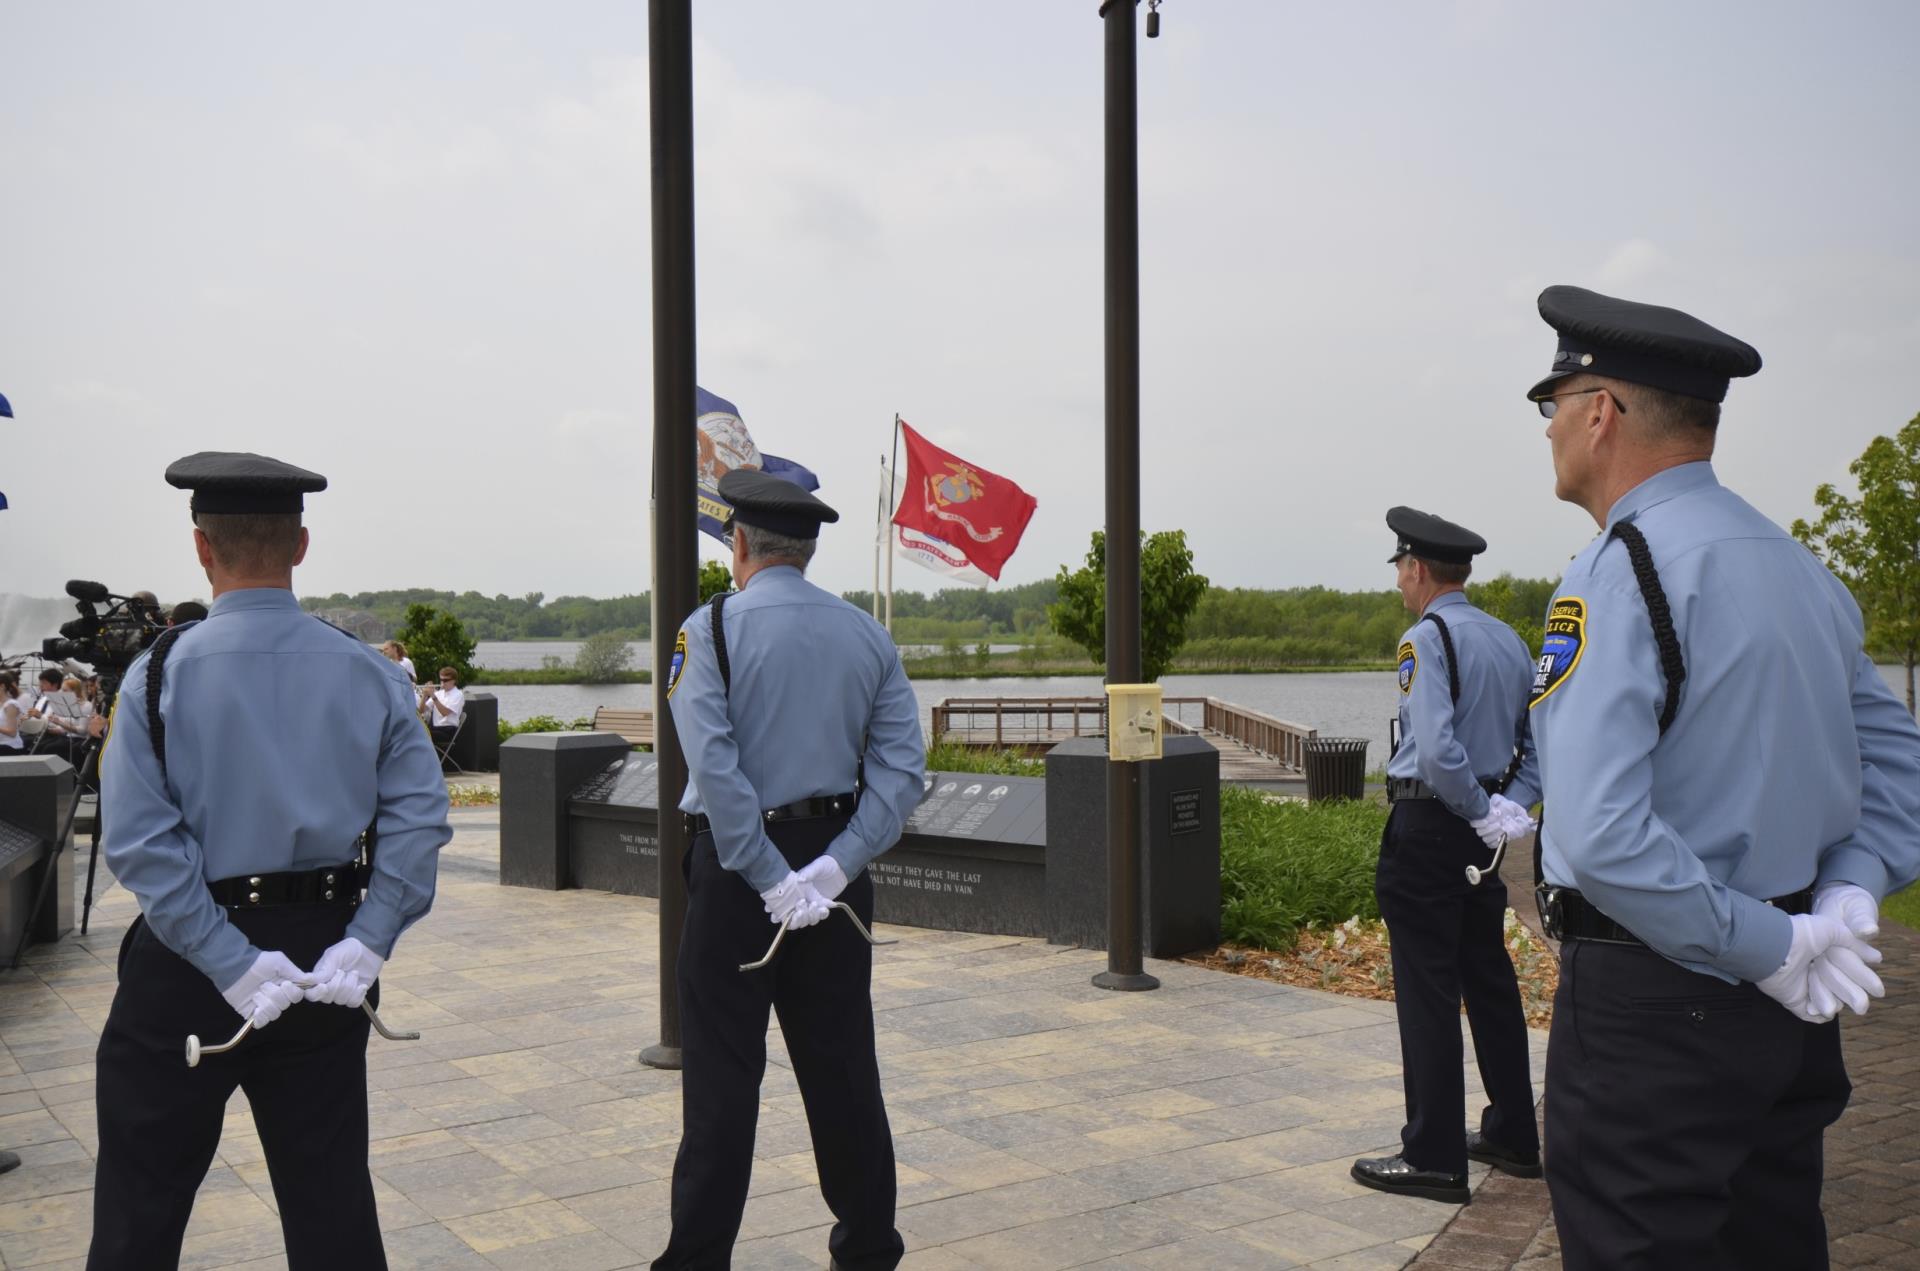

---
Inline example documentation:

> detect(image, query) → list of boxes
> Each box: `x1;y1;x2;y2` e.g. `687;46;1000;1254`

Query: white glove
1467;807;1506;850
220;951;314;1029
1489;794;1536;841
760;872;832;929
1814;882;1880;940
788;882;832;929
303;936;386;1009
797;855;850;902
1811;941;1885;1018
1755;912;1881;1023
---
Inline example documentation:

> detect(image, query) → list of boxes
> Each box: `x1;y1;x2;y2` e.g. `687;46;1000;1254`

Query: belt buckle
1537;885;1566;941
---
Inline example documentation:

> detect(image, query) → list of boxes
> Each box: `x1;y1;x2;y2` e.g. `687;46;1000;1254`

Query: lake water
474;639;1913;767
475;639;1026;669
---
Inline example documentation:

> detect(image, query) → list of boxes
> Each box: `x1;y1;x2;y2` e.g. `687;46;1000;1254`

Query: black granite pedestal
0;756;77;956
1044;736;1221;958
500;733;633;889
450;692;501;773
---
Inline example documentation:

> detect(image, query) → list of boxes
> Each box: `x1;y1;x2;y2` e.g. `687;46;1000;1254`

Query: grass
1218;787;1386;949
1883;883;1920;932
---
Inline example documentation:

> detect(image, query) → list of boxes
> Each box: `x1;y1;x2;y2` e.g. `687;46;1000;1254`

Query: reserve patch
1530;596;1586;706
1397;640;1417;694
666;630;688;698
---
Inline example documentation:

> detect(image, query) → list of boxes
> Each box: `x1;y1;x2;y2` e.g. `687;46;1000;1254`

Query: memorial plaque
1170;788;1203;836
571;756;662;810
884;772;1046;937
569;756;666;894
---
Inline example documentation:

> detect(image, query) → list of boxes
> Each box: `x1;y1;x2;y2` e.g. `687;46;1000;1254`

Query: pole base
1091;970;1160;992
638;1043;683;1070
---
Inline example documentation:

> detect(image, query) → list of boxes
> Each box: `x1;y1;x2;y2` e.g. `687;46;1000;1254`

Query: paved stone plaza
0;805;1546;1269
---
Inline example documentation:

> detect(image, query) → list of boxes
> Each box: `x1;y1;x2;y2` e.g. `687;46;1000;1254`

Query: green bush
1218;787;1385;949
573;630;634;683
497;714;592;744
923;742;1045;777
395;603;478;685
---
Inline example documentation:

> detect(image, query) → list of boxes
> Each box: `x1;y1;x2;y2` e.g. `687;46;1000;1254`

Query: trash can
1303;737;1369;802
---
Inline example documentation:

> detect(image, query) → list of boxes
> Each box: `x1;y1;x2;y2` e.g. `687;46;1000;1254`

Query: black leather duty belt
1387;776;1505;804
685;792;859;839
1539;885;1813;945
209;863;363;909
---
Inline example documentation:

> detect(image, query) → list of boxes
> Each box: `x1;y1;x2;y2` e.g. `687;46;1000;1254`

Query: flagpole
885;415;900;635
1094;0;1157;993
872;454;886;621
641;0;699;1067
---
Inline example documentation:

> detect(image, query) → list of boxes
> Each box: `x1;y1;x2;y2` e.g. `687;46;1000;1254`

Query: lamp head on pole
1146;0;1161;37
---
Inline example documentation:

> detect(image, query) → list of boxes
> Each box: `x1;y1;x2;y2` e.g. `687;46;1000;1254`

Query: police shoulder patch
1397;640;1417;694
1530;596;1586;706
666;630;688;698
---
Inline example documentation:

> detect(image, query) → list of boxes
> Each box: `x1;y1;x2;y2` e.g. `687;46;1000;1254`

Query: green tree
697;559;733;605
573;630;635;684
394;604;477;685
1792;413;1920;713
1047;529;1210;681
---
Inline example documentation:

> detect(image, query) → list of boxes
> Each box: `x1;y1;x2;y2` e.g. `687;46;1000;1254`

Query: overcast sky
3;1;1916;620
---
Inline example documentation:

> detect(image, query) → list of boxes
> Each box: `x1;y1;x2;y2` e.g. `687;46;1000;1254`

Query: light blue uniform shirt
1532;462;1920;983
101;588;451;991
1387;591;1539;820
668;565;926;894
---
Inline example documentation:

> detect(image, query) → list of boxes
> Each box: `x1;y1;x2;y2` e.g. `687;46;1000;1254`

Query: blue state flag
0;389;13;417
694;386;820;543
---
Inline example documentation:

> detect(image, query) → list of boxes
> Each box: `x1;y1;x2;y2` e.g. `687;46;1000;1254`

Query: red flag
890;421;1037;581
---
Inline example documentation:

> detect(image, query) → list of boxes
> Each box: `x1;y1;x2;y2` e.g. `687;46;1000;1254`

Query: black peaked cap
1387;506;1486;565
165;451;327;515
718;468;839;540
1528;285;1762;405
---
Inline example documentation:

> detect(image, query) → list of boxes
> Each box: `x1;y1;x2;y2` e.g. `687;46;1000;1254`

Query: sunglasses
1538;387;1626;419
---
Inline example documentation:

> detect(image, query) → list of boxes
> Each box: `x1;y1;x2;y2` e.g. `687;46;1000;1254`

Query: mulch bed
1185;914;1559;1028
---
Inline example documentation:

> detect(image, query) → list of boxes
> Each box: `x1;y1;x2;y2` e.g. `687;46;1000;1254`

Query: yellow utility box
1105;683;1164;762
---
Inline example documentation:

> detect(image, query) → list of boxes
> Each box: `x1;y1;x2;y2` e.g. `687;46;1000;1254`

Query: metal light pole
1092;0;1157;993
640;0;697;1069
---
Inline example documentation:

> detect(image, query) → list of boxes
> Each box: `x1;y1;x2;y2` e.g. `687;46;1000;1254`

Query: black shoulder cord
144;622;195;778
1533;520;1686;889
1609;521;1687;733
1421;611;1461;705
709;593;731;698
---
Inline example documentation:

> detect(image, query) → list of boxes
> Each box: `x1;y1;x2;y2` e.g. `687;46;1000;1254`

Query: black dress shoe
1466;1129;1543;1179
1350;1154;1470;1204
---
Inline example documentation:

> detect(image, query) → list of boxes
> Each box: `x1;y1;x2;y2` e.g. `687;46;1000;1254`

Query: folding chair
432;711;467;774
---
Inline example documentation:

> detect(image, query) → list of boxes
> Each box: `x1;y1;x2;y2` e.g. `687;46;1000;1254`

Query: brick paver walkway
0;807;1547;1270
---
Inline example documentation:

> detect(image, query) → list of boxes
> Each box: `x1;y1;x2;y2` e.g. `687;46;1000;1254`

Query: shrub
574;630;634;683
497;714;592;744
1218;787;1385;949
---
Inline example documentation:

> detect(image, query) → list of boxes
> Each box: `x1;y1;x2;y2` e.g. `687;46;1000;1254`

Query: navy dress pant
1374;798;1539;1174
1546;938;1849;1270
652;819;902;1271
89;904;383;1271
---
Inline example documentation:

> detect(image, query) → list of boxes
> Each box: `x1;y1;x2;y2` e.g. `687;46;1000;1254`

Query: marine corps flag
890;421;1036;581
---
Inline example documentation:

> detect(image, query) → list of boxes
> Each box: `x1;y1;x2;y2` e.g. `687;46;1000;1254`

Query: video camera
41;580;165;689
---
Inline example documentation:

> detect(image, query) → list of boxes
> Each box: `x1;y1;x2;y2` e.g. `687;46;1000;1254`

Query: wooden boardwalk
933;696;1316;783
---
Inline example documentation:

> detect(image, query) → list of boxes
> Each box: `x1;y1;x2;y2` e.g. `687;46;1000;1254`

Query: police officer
1524;286;1920;1268
89;453;451;1270
1352;508;1542;1204
652;469;925;1271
